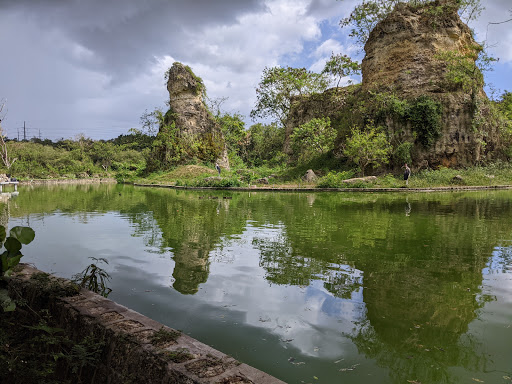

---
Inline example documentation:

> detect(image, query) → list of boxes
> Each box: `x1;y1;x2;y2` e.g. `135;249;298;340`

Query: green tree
290;118;336;161
496;91;512;151
0;100;17;171
216;112;246;155
250;66;329;127
110;128;154;152
435;43;495;99
90;141;116;171
344;123;391;176
339;0;483;50
244;123;285;167
322;53;361;87
393;141;413;165
145;110;185;172
497;91;512;121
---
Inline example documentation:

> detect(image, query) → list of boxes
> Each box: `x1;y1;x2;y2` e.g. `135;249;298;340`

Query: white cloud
0;0;510;139
470;1;512;63
174;0;332;123
312;39;345;58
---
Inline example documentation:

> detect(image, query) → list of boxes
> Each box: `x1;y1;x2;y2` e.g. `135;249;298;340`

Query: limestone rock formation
303;169;318;182
342;176;377;184
361;1;474;96
164;62;229;168
285;1;503;169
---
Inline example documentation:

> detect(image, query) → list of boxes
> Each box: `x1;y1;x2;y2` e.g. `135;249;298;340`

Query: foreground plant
0;225;36;311
73;257;112;297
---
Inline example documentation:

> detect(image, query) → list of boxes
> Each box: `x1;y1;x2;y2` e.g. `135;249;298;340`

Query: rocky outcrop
164;62;229;168
303;169;318;182
342;176;377;184
285;1;503;169
361;1;474;96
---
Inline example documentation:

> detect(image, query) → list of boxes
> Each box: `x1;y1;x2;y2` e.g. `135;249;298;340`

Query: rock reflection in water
8;185;512;384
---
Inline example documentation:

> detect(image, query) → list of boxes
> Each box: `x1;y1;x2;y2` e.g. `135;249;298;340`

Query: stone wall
7;264;284;384
19;178;116;185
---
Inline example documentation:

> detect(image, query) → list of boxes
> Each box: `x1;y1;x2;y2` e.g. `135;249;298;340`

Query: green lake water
5;183;512;384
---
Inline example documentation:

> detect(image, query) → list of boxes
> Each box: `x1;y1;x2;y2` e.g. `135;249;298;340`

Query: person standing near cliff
404;163;411;186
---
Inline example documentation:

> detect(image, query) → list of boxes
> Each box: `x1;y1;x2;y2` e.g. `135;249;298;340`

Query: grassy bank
3;138;512;191
132;161;512;190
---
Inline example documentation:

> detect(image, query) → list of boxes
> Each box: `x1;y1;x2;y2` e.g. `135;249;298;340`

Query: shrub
290;117;336;162
394;141;413;165
184;176;244;188
316;170;356;188
408;96;442;148
344;123;391;176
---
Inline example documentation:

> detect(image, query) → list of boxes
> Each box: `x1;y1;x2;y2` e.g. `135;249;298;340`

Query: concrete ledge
8;265;285;384
134;182;512;193
20;178;116;185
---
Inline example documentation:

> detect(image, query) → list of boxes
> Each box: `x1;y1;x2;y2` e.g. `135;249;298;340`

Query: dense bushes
316;170;356;188
2;138;145;179
408;96;442;147
242;123;285;167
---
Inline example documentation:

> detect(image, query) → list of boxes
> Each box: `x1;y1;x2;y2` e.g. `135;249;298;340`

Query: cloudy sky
0;0;511;140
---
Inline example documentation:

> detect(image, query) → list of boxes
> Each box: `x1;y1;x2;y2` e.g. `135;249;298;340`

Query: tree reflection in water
8;185;512;383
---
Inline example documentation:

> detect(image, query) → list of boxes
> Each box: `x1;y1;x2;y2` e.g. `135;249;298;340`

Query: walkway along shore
133;183;512;193
19;178;116;185
14;178;512;193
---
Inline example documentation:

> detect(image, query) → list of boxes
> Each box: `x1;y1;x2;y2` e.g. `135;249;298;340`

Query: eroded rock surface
286;1;503;169
362;1;474;96
165;62;229;168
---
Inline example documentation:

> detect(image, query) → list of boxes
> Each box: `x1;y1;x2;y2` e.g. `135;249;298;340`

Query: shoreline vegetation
6;162;512;193
129;162;512;191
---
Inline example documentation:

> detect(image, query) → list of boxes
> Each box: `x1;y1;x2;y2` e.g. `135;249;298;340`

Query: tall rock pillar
164;62;229;169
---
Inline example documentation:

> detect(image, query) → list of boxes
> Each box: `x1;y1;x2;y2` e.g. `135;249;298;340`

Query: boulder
203;176;222;183
303;169;318;183
342;176;377;184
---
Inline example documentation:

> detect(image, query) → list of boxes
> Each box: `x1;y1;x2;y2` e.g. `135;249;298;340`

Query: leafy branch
0;225;36;312
73;257;112;298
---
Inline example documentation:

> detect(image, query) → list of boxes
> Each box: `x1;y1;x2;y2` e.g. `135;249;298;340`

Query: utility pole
23;121;26;141
39;129;41;140
17;127;19;141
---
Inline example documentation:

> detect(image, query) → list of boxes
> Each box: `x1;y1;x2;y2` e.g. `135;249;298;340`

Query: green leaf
7;253;22;269
4;237;22;255
0;288;16;312
0;226;6;244
0;251;8;275
10;226;35;245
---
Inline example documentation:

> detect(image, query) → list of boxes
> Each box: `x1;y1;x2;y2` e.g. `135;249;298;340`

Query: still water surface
5;184;512;384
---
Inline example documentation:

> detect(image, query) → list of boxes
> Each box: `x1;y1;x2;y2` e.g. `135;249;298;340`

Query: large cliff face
286;1;502;169
361;1;474;96
163;62;229;168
